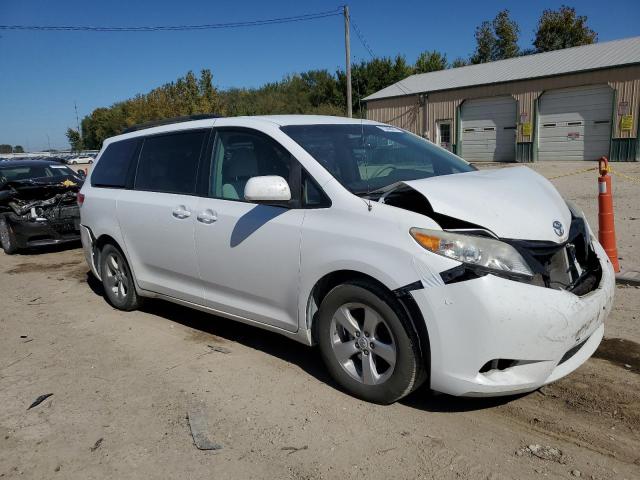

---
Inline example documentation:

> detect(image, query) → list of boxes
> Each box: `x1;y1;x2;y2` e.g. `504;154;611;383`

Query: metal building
364;37;640;162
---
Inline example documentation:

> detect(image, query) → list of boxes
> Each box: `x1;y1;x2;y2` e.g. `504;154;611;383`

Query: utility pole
74;101;80;132
74;101;81;151
344;5;352;118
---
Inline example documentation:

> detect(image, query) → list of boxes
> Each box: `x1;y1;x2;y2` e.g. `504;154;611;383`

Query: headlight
410;227;534;279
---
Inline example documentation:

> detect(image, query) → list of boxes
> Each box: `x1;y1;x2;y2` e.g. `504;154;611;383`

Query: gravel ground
1;161;639;479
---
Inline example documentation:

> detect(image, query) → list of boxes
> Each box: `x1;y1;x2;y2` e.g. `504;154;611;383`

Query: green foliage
471;21;495;64
534;6;597;52
450;58;468;69
414;50;448;73
492;10;520;59
0;144;12;154
66;129;84;151
13;145;24;153
471;10;519;63
81;69;223;149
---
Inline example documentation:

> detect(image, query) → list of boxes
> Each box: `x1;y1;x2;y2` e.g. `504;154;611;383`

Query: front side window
210;130;291;201
281;124;475;195
135;130;207;195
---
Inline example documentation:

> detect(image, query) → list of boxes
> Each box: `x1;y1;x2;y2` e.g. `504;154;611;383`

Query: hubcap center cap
356;337;368;350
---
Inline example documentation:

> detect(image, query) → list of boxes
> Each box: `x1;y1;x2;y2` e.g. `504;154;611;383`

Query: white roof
105;115;380;145
364;36;640;101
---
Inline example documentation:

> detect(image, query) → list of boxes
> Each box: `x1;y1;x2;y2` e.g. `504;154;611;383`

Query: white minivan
79;115;614;404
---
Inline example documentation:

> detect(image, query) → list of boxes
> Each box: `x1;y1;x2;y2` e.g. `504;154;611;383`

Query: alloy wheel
104;252;129;300
329;302;397;385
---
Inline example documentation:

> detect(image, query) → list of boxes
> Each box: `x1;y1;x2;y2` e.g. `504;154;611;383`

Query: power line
0;7;343;32
351;20;376;59
350;16;412;96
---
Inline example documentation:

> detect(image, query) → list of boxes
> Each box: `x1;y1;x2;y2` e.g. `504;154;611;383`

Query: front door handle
172;205;191;219
197;209;217;224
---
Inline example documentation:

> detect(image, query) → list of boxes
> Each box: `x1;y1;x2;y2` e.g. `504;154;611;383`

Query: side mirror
76;170;86;179
244;175;291;203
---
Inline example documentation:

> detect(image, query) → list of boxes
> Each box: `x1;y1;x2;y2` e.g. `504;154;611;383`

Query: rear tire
0;217;19;255
317;279;426;404
99;244;141;311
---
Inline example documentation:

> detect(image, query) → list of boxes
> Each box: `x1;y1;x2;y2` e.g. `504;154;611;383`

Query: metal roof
363;36;640;101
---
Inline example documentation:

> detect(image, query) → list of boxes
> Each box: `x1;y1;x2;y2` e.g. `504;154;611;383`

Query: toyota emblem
553;220;564;237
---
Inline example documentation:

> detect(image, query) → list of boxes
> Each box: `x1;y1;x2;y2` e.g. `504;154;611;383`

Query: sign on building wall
520;122;532;136
620;115;633;131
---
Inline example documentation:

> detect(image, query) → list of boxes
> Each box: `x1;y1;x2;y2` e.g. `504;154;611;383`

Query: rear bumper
412;241;615;397
80;224;101;279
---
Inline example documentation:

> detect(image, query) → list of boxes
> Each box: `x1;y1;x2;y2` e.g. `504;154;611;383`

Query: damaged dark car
0;160;84;254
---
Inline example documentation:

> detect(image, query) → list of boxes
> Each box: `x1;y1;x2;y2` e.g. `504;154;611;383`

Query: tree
470;10;520;63
534;6;597;52
13;145;24;153
492;10;520;59
450;57;468;68
414;50;448;73
0;144;12;154
66;128;83;151
470;21;495;64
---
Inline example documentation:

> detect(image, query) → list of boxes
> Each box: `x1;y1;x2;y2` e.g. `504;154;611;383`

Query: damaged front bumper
411;240;615;397
5;208;80;248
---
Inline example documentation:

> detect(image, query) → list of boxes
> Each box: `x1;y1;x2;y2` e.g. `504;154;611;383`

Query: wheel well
94;235;125;273
308;271;430;368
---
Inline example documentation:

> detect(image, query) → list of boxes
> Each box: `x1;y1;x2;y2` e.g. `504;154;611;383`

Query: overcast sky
1;0;639;151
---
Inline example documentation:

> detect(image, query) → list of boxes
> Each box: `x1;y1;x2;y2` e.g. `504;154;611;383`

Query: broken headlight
410;227;534;279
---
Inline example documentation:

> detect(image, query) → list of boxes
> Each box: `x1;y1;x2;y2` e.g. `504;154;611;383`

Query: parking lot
1;161;639;479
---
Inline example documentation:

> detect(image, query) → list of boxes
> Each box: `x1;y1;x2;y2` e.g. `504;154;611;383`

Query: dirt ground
1;161;639;480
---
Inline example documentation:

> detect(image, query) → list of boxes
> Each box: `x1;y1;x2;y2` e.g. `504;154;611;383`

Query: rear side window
134;130;207;195
91;139;139;188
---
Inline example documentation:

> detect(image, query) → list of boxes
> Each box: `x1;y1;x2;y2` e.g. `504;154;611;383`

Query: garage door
538;85;613;161
460;96;516;162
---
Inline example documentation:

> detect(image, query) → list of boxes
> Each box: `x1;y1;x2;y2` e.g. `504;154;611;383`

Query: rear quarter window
134;130;207;195
91;139;139;188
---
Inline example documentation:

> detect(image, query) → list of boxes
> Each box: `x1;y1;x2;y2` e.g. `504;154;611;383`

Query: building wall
364;95;423;135
365;65;640;161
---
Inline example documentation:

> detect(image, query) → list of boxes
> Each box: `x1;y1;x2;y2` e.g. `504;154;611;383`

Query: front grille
506;217;602;295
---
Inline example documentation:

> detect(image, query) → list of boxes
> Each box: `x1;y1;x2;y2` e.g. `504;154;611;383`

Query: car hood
388;166;571;243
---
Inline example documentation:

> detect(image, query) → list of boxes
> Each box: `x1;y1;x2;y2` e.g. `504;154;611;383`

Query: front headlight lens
410;227;534;278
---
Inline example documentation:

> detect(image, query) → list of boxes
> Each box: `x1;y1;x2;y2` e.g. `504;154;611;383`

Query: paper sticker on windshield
377;126;403;133
50;165;67;169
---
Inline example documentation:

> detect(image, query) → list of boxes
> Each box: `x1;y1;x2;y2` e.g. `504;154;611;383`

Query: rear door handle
172;205;191;219
197;209;217;224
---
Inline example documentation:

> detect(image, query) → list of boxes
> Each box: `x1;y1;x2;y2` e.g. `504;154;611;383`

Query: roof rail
121;114;222;134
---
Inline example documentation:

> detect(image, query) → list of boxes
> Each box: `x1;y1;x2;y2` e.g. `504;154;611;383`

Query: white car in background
78;115;614;404
67;156;94;165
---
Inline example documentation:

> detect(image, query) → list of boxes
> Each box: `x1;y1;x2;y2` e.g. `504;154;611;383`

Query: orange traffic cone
597;157;620;273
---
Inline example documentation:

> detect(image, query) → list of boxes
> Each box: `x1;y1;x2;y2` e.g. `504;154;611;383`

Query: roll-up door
538;85;613;161
460;96;517;162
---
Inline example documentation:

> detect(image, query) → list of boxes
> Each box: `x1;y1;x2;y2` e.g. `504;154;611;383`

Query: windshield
0;164;77;182
281;124;475;194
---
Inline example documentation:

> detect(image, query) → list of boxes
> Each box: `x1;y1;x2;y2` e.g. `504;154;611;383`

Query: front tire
99;244;141;311
0;217;19;255
317;280;426;404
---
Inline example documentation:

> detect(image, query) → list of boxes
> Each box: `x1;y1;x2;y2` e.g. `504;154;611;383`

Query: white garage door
538;85;613;161
460;96;516;162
